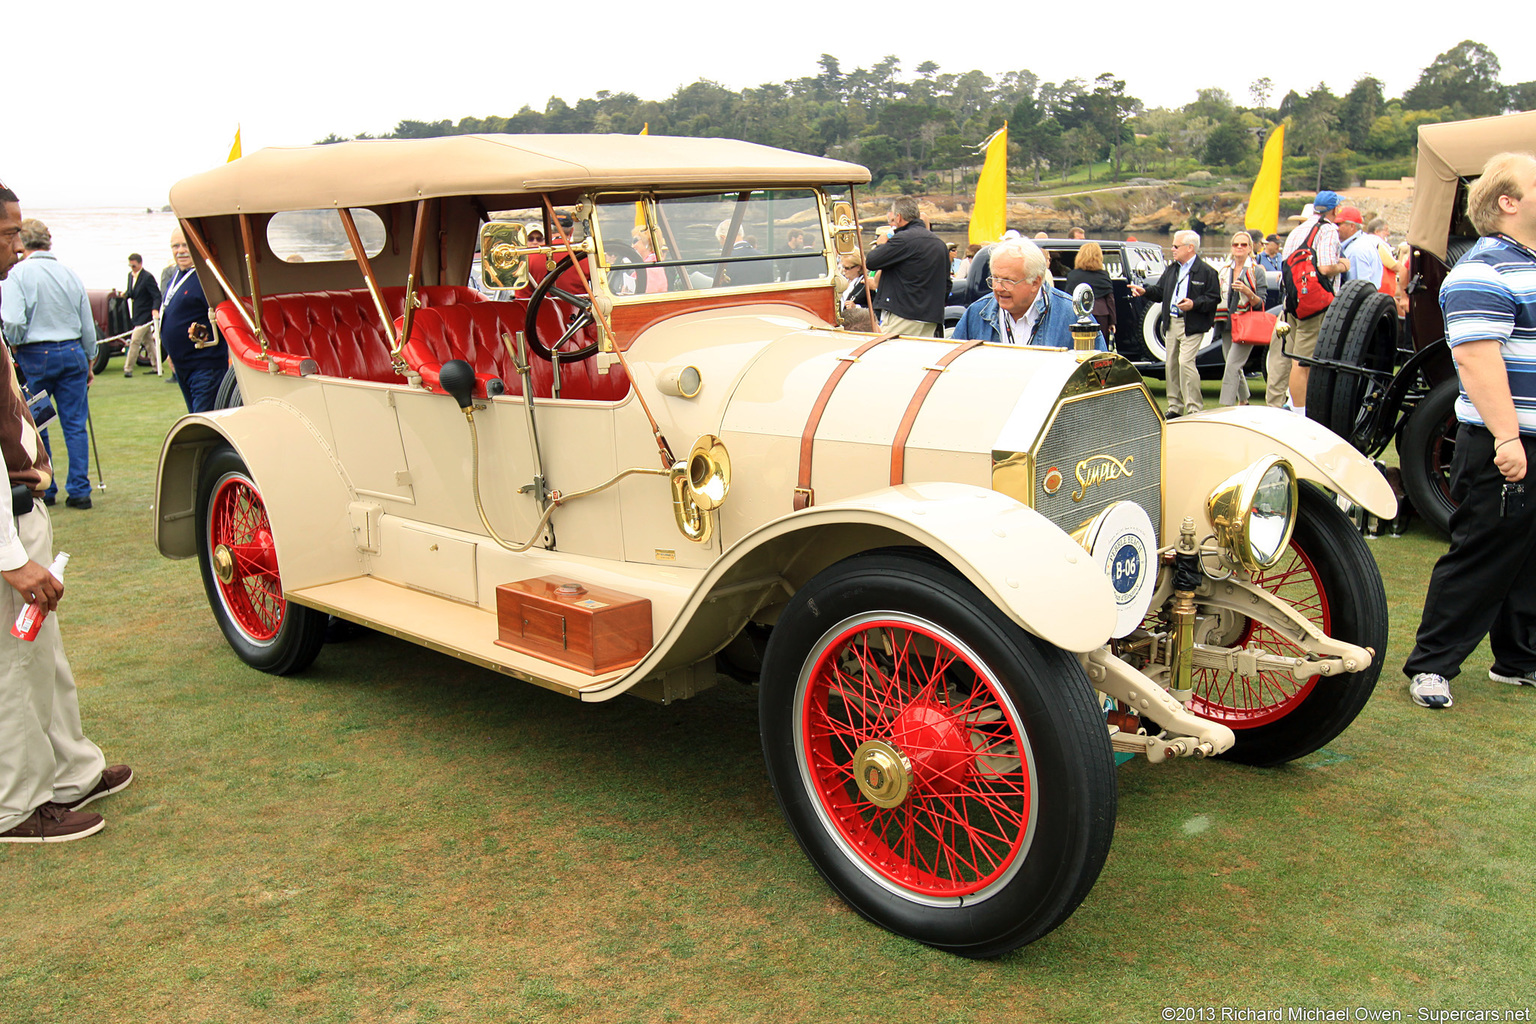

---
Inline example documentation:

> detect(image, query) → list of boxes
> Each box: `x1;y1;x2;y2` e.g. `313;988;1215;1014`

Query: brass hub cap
851;740;912;809
212;543;236;585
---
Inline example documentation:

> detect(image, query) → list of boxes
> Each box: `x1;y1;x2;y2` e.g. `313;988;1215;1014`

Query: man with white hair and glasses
951;238;1101;349
1131;230;1221;417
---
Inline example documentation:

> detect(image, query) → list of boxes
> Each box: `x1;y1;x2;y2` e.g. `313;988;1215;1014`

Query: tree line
319;40;1527;193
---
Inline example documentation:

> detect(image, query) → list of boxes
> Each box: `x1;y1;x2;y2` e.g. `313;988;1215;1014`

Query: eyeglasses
987;276;1026;290
1232;242;1250;247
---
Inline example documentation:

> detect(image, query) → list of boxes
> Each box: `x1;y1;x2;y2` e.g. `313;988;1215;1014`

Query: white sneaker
1488;669;1536;687
1409;673;1454;708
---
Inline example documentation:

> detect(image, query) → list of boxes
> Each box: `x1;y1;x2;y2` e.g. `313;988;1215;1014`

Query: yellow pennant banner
969;124;1008;247
1246;124;1285;239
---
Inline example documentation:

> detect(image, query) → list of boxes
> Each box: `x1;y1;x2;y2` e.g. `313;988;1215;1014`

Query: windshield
593;189;828;296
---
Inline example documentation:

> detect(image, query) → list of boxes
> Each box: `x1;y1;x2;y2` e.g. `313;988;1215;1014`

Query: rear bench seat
216;285;484;382
399;300;631;402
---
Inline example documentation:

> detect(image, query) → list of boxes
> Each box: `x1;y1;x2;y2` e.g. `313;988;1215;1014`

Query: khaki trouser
123;322;156;373
0;505;105;831
1264;311;1322;407
878;313;940;338
1165;317;1204;415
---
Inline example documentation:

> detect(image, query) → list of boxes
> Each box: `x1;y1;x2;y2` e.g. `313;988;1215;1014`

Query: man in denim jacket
952;239;1103;349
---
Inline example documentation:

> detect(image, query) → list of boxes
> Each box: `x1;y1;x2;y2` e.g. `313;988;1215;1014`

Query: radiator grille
1033;387;1162;537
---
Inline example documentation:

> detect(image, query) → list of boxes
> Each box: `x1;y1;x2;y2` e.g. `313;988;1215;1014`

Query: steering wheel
523;255;602;362
601;242;652;296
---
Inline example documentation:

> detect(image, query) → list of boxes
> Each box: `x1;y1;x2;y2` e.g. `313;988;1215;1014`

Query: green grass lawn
2;363;1530;1023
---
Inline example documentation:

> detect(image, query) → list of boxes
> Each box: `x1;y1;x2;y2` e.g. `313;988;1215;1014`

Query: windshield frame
588;187;834;306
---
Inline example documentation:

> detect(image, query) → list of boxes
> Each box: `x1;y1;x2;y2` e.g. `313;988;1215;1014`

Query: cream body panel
1163;407;1397;536
324;384;415;502
715;327;1093;524
152;401;362;591
583;482;1119;701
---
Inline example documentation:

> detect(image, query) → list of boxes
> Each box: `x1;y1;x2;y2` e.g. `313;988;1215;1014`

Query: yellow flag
227;126;242;163
1246;124;1285;238
969;124;1007;246
635;123;650;227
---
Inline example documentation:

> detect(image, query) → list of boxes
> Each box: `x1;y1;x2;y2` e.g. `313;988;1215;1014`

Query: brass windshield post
339;207;398;351
180;217;261;353
396;199;430;375
236;214;269;361
849;186;872;309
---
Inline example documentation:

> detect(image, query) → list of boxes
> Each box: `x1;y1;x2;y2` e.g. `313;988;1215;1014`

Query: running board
287;576;632;698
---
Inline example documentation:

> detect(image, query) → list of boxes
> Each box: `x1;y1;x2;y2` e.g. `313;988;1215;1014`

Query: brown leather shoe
0;804;105;843
54;764;133;811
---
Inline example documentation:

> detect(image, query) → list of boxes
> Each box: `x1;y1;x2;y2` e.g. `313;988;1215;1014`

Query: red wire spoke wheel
797;615;1033;900
1187;543;1330;727
208;474;285;642
1186;483;1387;767
760;551;1116;957
195;447;327;675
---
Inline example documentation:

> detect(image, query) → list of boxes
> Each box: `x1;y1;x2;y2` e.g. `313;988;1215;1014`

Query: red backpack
1282;220;1335;319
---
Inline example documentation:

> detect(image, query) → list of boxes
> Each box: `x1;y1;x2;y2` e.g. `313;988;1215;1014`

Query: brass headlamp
1206;456;1299;573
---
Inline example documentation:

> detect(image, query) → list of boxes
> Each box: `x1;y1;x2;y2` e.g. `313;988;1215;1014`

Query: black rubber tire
759;551;1117;958
92;345;111;375
195;446;326;675
1188;482;1388;767
1327;291;1398;447
1305;279;1378;432
1141;302;1166;360
1400;377;1460;538
213;366;243;409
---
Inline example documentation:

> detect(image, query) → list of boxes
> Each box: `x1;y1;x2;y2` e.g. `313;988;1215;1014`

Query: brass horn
671;435;731;543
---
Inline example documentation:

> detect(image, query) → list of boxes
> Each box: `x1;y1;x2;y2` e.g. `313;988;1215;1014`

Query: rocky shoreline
876;180;1415;239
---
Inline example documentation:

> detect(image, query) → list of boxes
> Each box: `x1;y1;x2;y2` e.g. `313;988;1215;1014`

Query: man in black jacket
865;196;949;337
1131;230;1221;417
121;253;161;377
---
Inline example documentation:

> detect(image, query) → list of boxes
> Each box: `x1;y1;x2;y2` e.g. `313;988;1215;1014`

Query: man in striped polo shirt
1405;152;1536;709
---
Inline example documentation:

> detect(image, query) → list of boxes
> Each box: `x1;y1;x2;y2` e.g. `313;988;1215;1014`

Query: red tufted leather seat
399;300;630;402
217;286;484;382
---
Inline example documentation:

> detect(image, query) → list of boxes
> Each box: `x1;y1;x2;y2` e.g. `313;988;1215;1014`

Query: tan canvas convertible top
1407;110;1536;260
170;134;872;218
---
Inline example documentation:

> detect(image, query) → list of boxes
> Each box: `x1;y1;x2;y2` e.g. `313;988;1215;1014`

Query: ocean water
20;208;180;293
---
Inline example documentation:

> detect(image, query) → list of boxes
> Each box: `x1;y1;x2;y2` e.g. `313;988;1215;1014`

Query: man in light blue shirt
1336;207;1383;291
0;219;96;508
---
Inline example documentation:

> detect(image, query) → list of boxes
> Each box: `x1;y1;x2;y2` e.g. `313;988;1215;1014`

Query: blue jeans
13;342;90;502
176;360;226;414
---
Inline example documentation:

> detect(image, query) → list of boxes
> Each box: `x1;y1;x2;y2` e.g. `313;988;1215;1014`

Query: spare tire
1400;377;1460;538
1328;291;1399;448
213;366;243;410
1141;302;1166;360
1305;279;1378;431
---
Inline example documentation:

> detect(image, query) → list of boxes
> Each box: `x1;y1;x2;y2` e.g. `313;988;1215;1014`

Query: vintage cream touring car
153;135;1394;957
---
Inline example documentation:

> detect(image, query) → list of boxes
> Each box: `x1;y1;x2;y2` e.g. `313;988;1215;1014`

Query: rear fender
153;402;362;590
586;482;1117;701
1164;407;1397;536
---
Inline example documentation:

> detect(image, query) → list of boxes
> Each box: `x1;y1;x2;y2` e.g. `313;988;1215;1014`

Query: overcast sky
6;2;1526;208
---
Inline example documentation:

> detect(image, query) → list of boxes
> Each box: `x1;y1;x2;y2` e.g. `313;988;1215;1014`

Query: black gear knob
439;359;476;409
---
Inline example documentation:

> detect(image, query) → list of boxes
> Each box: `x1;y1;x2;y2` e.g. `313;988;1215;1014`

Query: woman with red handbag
1215;232;1271;406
